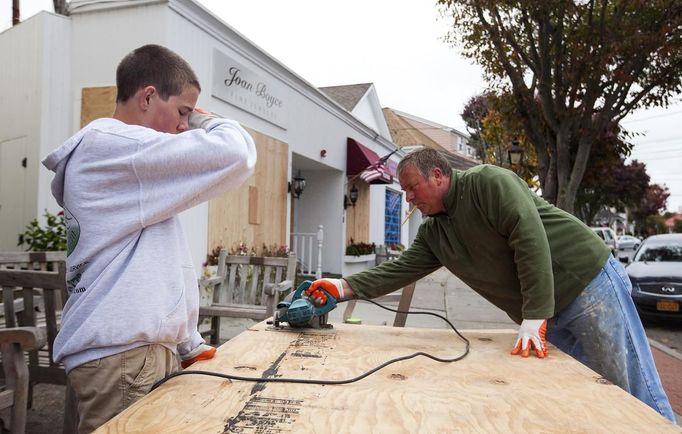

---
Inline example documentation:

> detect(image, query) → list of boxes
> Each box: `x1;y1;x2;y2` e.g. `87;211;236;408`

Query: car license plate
656;300;680;312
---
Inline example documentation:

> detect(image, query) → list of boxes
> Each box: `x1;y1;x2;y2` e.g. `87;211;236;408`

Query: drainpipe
12;0;20;25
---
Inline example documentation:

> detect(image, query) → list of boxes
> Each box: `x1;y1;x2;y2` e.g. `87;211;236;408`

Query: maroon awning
347;138;395;184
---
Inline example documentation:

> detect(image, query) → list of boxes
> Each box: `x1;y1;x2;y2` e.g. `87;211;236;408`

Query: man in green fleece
305;148;674;422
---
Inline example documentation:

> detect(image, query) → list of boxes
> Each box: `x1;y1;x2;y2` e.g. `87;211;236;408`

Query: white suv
590;227;619;256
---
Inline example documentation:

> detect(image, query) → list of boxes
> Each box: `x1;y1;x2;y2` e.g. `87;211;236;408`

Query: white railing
291;225;323;278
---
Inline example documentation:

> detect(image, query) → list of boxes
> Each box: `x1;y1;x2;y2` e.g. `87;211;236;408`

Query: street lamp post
508;138;524;168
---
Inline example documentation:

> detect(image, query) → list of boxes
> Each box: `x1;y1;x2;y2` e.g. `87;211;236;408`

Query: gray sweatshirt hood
42;123;93;206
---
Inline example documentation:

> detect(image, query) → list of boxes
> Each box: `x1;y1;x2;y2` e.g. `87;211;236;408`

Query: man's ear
432;167;445;184
137;86;156;111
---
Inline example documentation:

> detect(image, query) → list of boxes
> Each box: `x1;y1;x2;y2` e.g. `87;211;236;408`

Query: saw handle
294;280;338;316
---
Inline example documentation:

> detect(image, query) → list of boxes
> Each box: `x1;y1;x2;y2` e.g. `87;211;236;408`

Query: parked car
617;235;642;251
625;233;682;321
590;227;618;256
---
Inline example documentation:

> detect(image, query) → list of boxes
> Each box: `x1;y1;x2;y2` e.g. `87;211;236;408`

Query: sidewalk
328;267;517;330
327;267;682;424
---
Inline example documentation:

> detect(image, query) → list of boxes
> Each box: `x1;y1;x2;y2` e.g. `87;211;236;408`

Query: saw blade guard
275;280;338;326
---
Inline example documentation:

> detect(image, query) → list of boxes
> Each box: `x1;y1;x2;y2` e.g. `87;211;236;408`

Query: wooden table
96;322;680;433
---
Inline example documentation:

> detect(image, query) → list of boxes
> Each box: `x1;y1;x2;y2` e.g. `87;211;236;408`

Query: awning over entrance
346;138;395;184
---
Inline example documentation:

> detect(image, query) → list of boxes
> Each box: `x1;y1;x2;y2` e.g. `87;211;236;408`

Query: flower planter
343;254;376;275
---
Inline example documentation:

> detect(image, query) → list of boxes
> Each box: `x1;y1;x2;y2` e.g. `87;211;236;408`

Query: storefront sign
212;49;286;127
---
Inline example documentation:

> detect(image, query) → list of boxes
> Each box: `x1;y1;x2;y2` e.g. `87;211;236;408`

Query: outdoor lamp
290;170;306;199
508;138;524;166
349;184;359;207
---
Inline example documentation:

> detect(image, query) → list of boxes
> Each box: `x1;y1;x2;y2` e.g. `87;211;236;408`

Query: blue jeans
546;255;675;422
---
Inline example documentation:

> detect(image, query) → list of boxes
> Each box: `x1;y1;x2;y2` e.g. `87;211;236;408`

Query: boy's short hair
397;148;452;178
116;44;201;103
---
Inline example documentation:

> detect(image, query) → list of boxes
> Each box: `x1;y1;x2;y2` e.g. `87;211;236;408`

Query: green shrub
17;210;66;252
345;238;376;256
388;243;405;252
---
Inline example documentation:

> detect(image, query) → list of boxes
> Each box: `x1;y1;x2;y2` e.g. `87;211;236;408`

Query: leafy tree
631;184;670;234
439;0;682;213
641;214;668;236
575;124;646;224
674;220;682;233
577;158;649;225
462;91;540;187
461;93;492;161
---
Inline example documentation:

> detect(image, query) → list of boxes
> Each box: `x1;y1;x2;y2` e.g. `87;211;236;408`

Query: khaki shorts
68;344;178;433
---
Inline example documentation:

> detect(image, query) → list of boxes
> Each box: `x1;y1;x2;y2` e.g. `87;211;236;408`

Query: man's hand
511;319;548;358
304;278;346;306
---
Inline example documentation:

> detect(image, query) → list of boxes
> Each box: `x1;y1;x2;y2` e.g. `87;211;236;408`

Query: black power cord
151;296;470;391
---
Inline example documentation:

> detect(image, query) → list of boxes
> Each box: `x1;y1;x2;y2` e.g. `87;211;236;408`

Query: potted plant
343;239;377;274
387;243;405;255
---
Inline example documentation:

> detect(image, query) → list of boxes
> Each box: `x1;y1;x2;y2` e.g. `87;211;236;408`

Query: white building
0;0;412;276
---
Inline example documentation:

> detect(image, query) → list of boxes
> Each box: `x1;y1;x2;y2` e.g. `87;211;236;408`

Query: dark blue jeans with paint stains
547;255;675;422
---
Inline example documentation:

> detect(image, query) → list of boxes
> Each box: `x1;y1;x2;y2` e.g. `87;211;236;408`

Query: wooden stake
402;206;417;225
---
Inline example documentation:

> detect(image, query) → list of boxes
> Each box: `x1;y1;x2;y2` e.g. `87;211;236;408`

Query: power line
633;137;682;145
633;142;682;151
622;109;682;124
632;149;682;157
629;156;682;162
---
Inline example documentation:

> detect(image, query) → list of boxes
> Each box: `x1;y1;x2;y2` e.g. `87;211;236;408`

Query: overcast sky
2;0;681;212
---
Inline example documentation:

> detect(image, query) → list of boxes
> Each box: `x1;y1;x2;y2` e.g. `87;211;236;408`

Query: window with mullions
385;189;402;245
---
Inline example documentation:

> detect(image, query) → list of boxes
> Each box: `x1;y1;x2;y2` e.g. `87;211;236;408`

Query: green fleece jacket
345;165;610;324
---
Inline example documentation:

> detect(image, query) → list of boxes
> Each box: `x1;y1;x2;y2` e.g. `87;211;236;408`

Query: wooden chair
374;245;401;266
199;251;297;344
0;252;78;434
342;282;417;327
0;327;45;434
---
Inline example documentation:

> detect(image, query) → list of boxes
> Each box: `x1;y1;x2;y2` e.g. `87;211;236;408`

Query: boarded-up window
81;86;116;127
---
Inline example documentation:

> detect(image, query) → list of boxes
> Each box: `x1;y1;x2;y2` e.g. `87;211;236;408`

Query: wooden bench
199;251;297;344
0;327;45;434
0;252;77;433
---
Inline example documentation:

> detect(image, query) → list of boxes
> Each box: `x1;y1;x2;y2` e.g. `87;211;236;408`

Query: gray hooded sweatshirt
42;117;256;372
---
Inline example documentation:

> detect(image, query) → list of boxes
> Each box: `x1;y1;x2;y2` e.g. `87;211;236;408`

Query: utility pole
53;0;68;15
12;0;20;26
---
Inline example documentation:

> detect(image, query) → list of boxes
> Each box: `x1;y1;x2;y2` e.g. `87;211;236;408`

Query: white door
0;136;28;250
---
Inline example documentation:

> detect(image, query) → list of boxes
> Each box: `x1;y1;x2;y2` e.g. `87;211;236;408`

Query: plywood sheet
96;323;680;433
345;181;370;245
208;127;287;253
81;86;116;127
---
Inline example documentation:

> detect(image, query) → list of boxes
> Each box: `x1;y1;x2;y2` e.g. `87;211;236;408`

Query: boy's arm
132;113;257;227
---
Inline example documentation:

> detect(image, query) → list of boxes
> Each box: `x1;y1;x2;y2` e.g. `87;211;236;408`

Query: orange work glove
181;344;217;369
511;319;548;358
303;278;345;306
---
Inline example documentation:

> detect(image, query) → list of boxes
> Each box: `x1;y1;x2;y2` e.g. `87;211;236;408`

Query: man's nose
177;120;189;133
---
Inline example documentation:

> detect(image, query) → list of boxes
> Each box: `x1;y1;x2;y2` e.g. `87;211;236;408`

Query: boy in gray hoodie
42;44;257;433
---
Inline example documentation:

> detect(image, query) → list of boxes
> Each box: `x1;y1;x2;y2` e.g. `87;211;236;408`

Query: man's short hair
116;44;201;103
397;148;452;178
